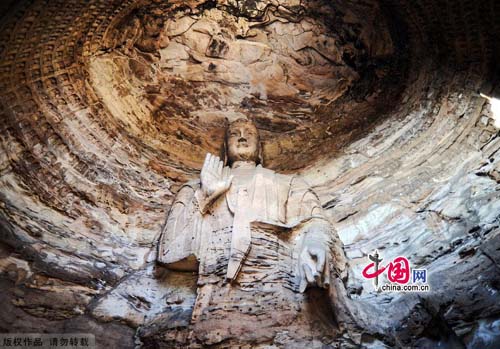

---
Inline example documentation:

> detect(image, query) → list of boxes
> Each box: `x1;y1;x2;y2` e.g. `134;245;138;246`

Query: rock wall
0;0;499;348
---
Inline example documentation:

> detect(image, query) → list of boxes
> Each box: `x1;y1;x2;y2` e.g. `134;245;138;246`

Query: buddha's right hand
200;153;233;202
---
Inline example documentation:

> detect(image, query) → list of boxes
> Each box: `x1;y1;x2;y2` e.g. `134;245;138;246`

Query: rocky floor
0;0;499;348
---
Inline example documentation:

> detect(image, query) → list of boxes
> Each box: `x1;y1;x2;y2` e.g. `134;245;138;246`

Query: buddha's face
226;121;260;165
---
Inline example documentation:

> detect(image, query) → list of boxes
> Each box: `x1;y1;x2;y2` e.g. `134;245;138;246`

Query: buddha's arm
157;182;202;272
297;195;333;292
197;153;233;213
287;176;334;291
298;189;332;243
158;154;232;271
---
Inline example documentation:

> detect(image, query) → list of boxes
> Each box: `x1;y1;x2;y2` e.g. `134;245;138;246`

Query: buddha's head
223;118;262;166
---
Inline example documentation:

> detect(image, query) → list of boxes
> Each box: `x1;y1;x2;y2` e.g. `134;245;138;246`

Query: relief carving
157;119;349;347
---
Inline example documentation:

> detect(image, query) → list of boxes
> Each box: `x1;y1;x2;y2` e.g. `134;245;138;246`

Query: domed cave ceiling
0;0;499;348
88;0;401;173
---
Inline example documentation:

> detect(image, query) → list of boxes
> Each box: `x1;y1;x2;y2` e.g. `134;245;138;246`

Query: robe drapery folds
158;165;334;286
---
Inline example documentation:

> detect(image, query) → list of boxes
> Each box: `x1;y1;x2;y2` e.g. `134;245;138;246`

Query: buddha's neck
231;161;256;170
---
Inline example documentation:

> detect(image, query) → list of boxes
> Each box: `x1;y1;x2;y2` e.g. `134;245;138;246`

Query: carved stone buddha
157;119;349;348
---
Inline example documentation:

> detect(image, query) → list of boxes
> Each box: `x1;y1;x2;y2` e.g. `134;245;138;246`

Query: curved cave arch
0;0;499;348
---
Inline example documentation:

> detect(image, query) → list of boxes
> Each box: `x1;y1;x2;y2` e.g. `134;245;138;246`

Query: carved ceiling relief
91;0;397;172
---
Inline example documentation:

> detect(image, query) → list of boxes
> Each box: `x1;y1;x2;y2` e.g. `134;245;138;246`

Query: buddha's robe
157;164;349;347
158;164;332;285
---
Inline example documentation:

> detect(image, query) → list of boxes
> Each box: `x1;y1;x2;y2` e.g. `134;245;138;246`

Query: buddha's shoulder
181;178;200;188
175;179;200;196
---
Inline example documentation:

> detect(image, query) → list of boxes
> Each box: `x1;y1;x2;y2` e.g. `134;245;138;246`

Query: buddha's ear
220;138;228;166
257;141;264;166
220;118;229;166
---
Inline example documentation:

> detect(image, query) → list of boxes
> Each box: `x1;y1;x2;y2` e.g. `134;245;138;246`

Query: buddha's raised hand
200;153;233;201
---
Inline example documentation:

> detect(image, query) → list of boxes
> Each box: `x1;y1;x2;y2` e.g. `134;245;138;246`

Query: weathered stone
91;266;197;327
